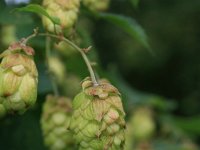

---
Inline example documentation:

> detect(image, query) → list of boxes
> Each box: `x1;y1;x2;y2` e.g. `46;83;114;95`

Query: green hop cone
0;42;38;114
69;77;126;150
41;95;75;150
42;0;80;34
82;0;110;11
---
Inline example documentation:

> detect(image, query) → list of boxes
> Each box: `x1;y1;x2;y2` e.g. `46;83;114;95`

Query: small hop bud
54;41;78;57
82;0;110;11
69;77;126;150
1;25;17;47
0;42;38;115
42;0;80;34
48;55;66;84
125;107;155;150
130;107;155;141
41;95;75;150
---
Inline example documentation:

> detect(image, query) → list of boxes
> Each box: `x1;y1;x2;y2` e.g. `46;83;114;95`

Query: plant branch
23;29;99;86
21;28;39;45
38;33;99;86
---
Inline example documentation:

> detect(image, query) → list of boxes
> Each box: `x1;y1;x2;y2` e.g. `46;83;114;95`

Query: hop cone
0;42;38;114
82;0;110;11
41;95;75;150
42;0;80;34
69;77;126;150
125;107;155;150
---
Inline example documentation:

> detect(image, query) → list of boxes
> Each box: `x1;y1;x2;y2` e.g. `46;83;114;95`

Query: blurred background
0;0;200;150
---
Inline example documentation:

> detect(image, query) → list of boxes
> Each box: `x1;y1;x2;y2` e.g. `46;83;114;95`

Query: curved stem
23;30;99;86
39;33;99;86
21;28;38;45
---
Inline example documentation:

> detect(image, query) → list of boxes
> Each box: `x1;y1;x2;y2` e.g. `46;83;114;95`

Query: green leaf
131;0;140;8
14;4;60;25
173;116;200;135
0;6;33;24
105;66;176;111
97;13;151;50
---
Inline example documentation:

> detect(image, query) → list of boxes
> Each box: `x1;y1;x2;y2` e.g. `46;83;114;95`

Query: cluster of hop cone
0;0;198;150
0;41;126;150
0;39;197;150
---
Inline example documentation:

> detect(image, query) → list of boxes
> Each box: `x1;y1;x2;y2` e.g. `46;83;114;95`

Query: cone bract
41;95;75;150
0;42;38;114
69;77;126;150
42;0;80;34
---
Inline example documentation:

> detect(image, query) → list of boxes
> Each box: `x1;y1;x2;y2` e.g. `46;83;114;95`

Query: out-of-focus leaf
37;64;52;94
152;139;183;150
131;0;140;8
0;109;46;150
104;66;176;111
14;4;60;25
0;7;33;25
97;13;150;50
173;116;200;135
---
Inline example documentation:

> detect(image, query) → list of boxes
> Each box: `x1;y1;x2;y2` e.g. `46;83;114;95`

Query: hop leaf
0;42;38;115
69;77;126;150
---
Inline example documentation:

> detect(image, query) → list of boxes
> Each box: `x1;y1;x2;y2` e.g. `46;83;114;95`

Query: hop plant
125;107;155;150
69;77;126;150
0;42;38;115
41;95;75;150
42;0;80;34
82;0;110;11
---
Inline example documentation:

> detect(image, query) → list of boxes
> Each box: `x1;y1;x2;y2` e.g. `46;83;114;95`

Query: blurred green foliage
0;0;200;149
